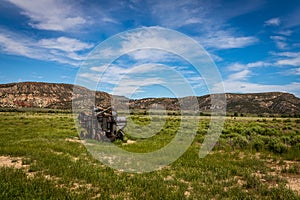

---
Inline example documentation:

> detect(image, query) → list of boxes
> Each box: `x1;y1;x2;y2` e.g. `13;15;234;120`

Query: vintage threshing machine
78;106;126;141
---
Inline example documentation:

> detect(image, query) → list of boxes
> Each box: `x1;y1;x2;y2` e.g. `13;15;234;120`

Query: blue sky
0;0;299;98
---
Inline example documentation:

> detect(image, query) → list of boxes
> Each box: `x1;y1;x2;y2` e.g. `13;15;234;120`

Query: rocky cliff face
0;82;112;109
0;82;299;115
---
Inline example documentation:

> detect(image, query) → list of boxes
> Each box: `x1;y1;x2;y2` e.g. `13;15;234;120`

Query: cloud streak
265;18;281;26
274;51;300;66
220;81;300;97
148;0;259;50
0;29;93;65
6;0;87;31
199;31;258;49
223;58;300;96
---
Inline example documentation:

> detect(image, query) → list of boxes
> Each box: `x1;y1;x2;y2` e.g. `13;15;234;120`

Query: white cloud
112;77;165;96
265;18;281;26
277;57;300;66
274;51;300;66
199;31;258;49
220;81;300;96
0;33;33;58
285;7;300;27
271;51;300;58
227;69;251;81
92;27;210;63
282;68;300;76
79;64;168;96
102;17;119;24
246;61;270;68
38;37;93;52
277;30;293;36
225;61;271;84
149;0;205;28
210;53;223;62
0;29;93;65
146;0;259;50
294;68;300;75
88;63;168;86
6;0;86;31
270;36;286;41
90;63;165;75
149;0;262;29
183;17;202;25
222;59;300;96
127;49;177;63
80;62;204;97
270;35;288;50
227;61;270;72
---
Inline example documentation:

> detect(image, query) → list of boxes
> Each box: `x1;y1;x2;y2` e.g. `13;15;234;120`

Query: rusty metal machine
78;106;126;141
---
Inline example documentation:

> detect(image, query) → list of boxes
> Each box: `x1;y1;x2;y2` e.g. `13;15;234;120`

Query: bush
291;135;300;146
283;145;300;160
262;128;279;136
268;138;288;154
280;136;291;145
251;137;265;151
233;135;249;149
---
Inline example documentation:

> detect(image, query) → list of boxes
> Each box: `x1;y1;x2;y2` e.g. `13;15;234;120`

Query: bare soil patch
0;156;26;169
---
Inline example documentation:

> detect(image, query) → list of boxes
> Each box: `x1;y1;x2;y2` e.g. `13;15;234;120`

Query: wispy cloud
149;0;206;28
222;58;300;96
6;0;87;31
227;69;251;81
285;7;300;28
0;29;93;65
199;31;258;49
38;37;93;52
264;17;281;26
293;68;300;75
227;61;270;72
148;0;263;29
79;63;168;96
92;27;209;63
147;0;259;50
225;61;270;82
78;61;206;97
277;30;293;36
219;81;300;96
273;51;300;58
274;51;300;66
277;56;300;66
270;35;287;50
280;68;300;76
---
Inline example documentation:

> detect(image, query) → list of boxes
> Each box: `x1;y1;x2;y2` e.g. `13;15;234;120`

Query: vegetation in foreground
0;112;299;199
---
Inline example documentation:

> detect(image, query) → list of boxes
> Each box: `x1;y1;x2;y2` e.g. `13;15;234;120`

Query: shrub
251;137;265;151
268;138;288;154
280;136;291;145
262;128;279;136
233;135;249;149
244;174;261;189
291;135;300;146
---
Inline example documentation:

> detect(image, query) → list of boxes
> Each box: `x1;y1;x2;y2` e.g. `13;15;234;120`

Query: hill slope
0;82;299;115
0;82;112;109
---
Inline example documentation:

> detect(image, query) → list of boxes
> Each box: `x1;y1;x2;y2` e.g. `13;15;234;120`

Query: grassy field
0;112;299;199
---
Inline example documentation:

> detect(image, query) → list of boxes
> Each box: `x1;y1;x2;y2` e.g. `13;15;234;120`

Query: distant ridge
0;82;299;115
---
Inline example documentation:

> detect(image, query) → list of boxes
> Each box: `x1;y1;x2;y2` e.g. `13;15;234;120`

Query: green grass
0;112;299;199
